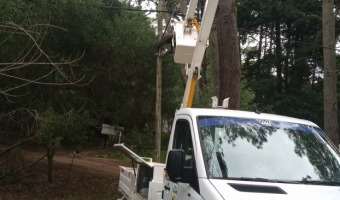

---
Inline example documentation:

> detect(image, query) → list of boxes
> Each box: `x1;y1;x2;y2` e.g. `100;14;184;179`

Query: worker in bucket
154;32;175;57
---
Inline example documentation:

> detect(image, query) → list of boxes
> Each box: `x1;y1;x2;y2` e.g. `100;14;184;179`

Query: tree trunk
284;24;292;92
216;0;241;109
269;24;274;56
47;144;55;183
323;0;339;148
208;23;219;95
258;25;263;60
275;20;283;93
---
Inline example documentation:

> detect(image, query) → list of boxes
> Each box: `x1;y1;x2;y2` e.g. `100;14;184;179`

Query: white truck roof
175;108;319;127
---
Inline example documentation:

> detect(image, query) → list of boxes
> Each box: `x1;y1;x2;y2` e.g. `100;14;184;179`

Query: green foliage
194;83;217;108
162;59;184;114
194;79;255;110
37;108;93;148
273;86;324;127
107;150;125;159
0;0;162;145
240;80;255;111
238;0;327;125
194;59;255;110
3;0;332;152
161;132;171;149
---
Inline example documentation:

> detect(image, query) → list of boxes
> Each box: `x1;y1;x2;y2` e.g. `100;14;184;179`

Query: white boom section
179;0;219;108
185;0;199;20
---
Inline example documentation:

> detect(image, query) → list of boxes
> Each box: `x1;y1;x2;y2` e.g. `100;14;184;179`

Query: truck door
163;118;202;200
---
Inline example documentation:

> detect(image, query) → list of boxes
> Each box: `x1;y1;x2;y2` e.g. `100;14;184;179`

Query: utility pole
155;0;165;162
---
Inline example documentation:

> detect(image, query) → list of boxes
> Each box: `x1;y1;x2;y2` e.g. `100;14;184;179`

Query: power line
99;5;173;14
238;28;340;51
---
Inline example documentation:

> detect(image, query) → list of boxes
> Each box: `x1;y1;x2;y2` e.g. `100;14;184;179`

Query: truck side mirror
166;149;184;183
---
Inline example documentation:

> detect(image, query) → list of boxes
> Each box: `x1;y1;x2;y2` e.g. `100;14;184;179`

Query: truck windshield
198;116;340;182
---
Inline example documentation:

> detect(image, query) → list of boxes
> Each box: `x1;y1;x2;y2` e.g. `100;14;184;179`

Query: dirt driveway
22;147;124;177
1;145;129;200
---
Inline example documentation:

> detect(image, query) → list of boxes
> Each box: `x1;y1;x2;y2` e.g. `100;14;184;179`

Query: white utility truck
114;0;340;199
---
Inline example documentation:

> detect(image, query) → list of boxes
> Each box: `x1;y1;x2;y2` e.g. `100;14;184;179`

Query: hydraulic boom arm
174;0;219;108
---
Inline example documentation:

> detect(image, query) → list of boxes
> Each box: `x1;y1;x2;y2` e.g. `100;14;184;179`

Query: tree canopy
0;0;339;150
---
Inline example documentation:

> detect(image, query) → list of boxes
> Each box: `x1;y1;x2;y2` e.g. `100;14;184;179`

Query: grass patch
107;148;168;163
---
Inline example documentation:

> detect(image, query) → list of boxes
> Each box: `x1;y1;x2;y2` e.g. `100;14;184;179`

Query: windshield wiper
227;177;305;184
227;177;340;186
228;177;277;183
241;177;271;182
299;180;340;186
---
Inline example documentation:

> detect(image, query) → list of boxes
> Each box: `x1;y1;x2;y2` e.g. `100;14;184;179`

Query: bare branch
0;20;92;99
0;135;36;157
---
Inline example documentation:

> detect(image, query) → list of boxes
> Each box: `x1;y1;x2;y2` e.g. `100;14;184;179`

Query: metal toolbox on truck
114;144;165;200
118;166;136;198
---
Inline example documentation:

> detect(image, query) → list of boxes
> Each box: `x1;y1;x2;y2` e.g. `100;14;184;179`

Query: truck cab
163;108;340;200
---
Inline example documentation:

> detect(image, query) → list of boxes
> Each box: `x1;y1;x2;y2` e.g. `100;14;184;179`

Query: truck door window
172;119;200;192
173;119;193;167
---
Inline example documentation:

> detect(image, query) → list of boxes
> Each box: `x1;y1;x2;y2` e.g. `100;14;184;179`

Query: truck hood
209;179;340;200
